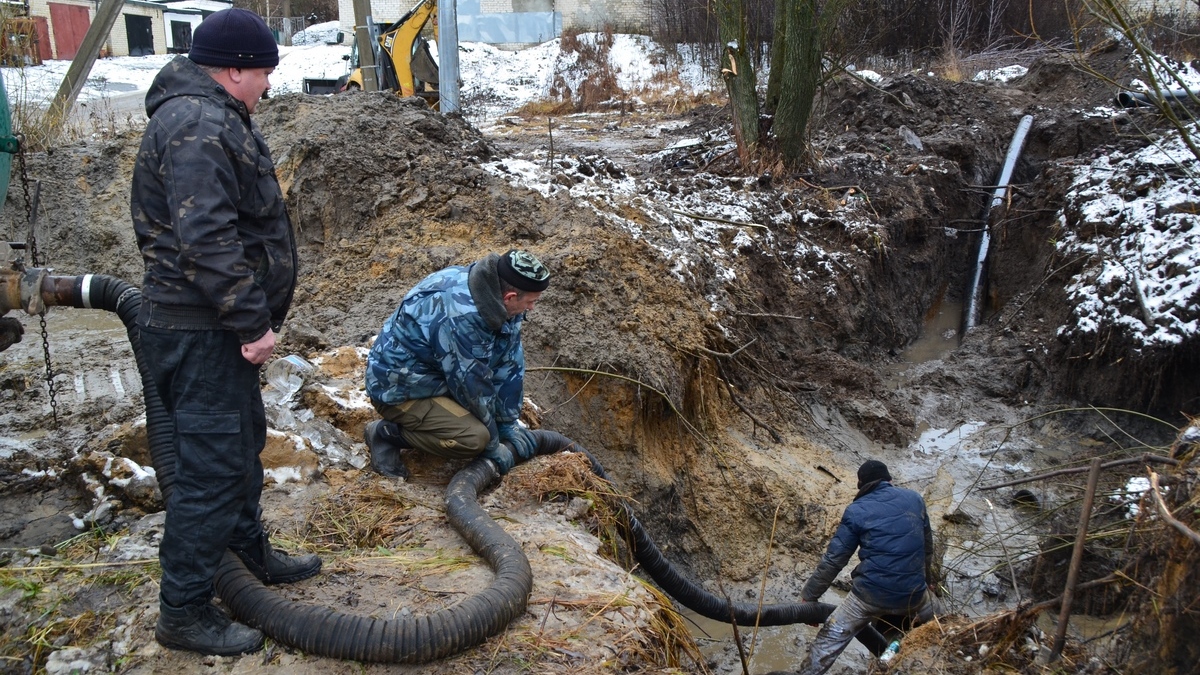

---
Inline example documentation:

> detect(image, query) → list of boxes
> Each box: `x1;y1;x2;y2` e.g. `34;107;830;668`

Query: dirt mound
256;93;710;406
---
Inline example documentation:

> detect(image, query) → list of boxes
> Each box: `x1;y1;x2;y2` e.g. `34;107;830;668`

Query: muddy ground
1;40;1196;675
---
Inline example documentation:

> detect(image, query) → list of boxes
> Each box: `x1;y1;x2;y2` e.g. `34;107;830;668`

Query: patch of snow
1056;123;1200;348
972;65;1028;83
290;21;344;46
265;465;305;484
1127;54;1200;95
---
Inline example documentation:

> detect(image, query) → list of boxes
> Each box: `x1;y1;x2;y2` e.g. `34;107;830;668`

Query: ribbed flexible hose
69;275;177;498
81;274;882;660
214;458;533;662
526;430;889;656
78;274;535;661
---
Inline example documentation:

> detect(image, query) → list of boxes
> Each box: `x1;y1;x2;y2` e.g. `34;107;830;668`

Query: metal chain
16;138;59;428
16;136;37;265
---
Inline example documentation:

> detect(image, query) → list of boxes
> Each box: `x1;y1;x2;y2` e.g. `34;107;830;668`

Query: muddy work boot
155;601;263;656
364;419;412;479
231;533;322;585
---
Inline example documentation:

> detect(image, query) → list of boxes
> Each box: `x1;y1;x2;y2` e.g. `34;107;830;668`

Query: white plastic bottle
879;640;901;663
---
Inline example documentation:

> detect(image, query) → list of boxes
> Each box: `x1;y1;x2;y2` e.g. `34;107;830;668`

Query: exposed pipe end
1117;91;1144;108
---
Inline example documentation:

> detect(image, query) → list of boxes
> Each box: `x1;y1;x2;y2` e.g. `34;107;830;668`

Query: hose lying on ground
214;458;532;662
82;275;532;662
525;429;889;656
79;274;883;660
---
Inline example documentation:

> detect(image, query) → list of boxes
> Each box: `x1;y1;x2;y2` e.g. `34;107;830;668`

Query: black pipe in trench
76;274;885;661
535;430;887;655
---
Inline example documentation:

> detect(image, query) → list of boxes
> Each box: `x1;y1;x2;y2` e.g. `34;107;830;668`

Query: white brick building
27;0;167;58
335;0;652;42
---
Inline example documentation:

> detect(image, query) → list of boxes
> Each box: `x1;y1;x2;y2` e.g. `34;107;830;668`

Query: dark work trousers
139;324;266;608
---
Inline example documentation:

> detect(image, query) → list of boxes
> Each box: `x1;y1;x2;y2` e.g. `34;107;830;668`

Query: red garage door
49;3;91;60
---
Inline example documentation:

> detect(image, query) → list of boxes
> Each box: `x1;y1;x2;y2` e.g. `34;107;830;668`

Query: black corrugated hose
527;429;889;656
69;275;177;497
81;275;535;662
82;274;881;660
213;457;534;662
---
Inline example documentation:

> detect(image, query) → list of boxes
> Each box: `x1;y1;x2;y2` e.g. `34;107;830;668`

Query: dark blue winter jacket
800;481;933;609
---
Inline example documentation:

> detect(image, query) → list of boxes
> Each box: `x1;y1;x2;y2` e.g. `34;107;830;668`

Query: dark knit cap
497;249;550;292
189;9;279;69
857;460;892;488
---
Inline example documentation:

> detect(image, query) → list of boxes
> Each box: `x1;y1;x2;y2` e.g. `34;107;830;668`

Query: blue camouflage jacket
366;255;525;450
132;56;296;343
800;481;933;609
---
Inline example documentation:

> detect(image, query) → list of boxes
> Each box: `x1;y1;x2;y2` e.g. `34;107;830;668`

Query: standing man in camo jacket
131;8;320;656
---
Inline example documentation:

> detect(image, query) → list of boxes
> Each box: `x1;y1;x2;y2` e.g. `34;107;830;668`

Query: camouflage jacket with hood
366;254;525;451
131;56;296;344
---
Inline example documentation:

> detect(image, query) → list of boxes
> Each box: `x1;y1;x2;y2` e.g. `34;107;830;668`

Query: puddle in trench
904;295;962;364
881;289;963;387
684;591;873;673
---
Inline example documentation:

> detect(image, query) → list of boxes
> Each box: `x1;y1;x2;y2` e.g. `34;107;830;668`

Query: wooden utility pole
351;0;379;91
47;0;126;138
282;0;293;45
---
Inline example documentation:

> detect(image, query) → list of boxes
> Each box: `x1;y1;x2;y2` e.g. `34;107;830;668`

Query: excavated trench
1;46;1195;673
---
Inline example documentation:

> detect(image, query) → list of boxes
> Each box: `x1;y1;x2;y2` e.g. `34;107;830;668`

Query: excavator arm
343;0;438;107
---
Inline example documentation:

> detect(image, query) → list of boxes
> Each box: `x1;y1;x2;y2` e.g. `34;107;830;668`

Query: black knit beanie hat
497;249;550;292
189;9;279;69
857;460;892;488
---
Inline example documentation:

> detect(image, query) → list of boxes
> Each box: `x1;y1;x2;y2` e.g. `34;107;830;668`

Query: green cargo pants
372;396;490;460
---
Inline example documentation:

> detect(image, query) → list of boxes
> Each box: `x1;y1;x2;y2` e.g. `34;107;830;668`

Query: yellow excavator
341;0;439;106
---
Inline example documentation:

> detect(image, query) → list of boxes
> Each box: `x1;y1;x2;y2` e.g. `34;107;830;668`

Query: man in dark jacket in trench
796;460;943;674
131;8;320;656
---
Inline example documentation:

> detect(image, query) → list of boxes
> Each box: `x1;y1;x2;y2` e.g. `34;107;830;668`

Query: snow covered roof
149;0;233;11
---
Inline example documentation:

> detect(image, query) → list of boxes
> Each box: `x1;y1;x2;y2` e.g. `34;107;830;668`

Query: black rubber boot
155;601;263;656
231;532;322;585
364;419;411;479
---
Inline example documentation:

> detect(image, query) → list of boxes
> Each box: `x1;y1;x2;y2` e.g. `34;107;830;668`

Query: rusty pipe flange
1;266;85;316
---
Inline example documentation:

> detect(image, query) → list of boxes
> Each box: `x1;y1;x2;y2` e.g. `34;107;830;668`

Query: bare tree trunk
715;0;761;163
764;0;788;114
773;0;824;165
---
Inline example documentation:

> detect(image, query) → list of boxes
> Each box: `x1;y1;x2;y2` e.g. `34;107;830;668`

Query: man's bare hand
241;329;276;365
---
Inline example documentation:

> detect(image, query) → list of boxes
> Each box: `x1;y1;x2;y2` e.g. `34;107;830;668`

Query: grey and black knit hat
497;249;550;292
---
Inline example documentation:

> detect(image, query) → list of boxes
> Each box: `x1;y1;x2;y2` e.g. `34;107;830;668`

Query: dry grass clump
549;28;624;113
0;527;159;672
506;451;630;562
300;477;418;551
502;452;707;672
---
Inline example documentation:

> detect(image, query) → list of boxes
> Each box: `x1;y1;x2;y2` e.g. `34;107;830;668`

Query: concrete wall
28;0;167;58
